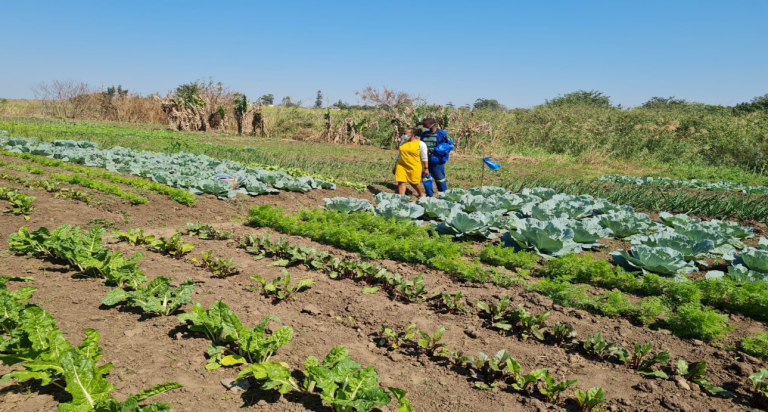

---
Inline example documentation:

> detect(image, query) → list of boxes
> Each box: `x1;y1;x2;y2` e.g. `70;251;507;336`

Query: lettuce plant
323;197;374;213
503;218;583;258
610;245;695;276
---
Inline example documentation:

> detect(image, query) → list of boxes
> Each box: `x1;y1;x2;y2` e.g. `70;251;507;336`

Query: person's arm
420;142;429;175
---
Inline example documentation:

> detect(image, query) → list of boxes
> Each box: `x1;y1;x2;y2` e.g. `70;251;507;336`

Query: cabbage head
673;223;739;255
437;209;499;238
556;218;610;248
460;195;502;213
658;212;700;228
530;196;594;221
521;187;556;201
632;231;714;262
468;186;508;196
374;199;424;221
323;197;374;213
492;193;541;212
503;218;583;258
375;192;410;205
597;211;652;239
417;197;462;220
610;245;695;276
439;188;470;203
188;179;239;200
725;247;768;283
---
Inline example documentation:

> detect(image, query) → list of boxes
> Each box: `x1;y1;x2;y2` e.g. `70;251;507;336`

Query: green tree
174;82;204;108
641;96;688;108
473;98;506;111
256;94;274;105
734;93;768;114
446;102;455;109
544;90;612;108
315;90;323;108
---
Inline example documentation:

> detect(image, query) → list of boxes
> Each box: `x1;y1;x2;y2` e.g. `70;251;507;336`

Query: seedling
394;273;429;302
550;322;578;347
251;270;314;302
432;291;470;314
510;368;548;393
195;250;240;277
183;222;233;240
54;188;92;204
113;228;155;246
583;332;620;360
616;342;670;378
476;295;512;331
30;180;60;192
540;373;577;404
467;350;518;388
152;234;194;259
575;386;608;412
379;323;416;349
750;369;768;408
442;349;470;366
417;325;447;356
509;305;549;340
677;359;733;397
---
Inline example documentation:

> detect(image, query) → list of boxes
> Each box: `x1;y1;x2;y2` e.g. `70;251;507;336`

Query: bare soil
1;164;767;412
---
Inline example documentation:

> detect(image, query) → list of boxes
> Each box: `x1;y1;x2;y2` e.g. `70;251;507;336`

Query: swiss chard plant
100;251;147;288
151;233;194;259
616;342;670;378
251;270;315;302
112;228;155;246
432;291;470;314
236;346;412;412
417;325;447;356
378;323;416;349
575;386;608;412
540;373;577;404
583;331;620;360
195;250;240;277
677;359;733;397
4;191;35;220
102;277;195;316
549;322;578;347
509;305;549;340
476;295;512;331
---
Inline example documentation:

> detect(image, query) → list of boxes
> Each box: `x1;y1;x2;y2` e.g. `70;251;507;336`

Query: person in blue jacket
420;117;453;196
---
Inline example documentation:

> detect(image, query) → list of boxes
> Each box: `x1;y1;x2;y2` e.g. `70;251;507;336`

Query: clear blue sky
1;0;766;108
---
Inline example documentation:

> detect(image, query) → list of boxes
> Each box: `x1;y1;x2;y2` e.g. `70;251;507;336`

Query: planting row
0;187;35;219
599;174;768;196
1;136;337;199
0;276;183;411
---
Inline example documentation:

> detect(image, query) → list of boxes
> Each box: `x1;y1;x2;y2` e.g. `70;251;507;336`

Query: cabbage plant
417;197;462;220
530;195;594;221
492;193;541;212
724;247;768;283
521;187;556;201
374;199;424;221
701;220;754;244
439;188;470;203
189;180;240;200
610;245;695;276
503;218;583;258
597;211;653;239
468;186;508;196
556;218;610;248
460;195;502;213
673;224;739;255
323;197;374;213
375;192;410;205
658;212;701;228
632;231;715;262
436;209;500;238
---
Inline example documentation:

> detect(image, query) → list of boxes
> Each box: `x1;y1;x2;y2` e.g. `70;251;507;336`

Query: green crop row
1;151;197;205
503;177;768;223
247;205;521;286
50;173;148;205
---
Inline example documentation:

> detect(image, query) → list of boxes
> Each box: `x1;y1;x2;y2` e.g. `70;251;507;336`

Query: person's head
422;118;437;132
404;127;419;139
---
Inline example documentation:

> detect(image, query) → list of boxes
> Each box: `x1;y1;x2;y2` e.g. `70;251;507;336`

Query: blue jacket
421;129;454;164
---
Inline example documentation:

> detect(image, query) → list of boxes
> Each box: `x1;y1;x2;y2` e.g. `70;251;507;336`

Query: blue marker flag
483;157;501;170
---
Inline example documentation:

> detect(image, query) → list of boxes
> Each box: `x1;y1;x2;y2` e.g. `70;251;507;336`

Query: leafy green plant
4;192;35;219
677;359;733;397
29;179;60;192
575;386;608;412
634;296;667;327
750;369;768;408
152;233;194;259
236;346;412;412
616;342;670;378
664;302;734;341
479;243;541;270
379;323;416;349
549;322;577;347
583;332;620;360
211;316;294;369
432;291;470;314
466;350;518;389
102;277;194;316
394;273;429;302
510;368;549;393
177;300;237;345
476;295;512;331
183;222;233;240
51;173;149;205
195;250;240;277
540;373;577;404
251;270;314;302
741;333;768;360
509;305;549;340
54;188;92;204
113;228;155;246
417;325;447;356
100;251;147;288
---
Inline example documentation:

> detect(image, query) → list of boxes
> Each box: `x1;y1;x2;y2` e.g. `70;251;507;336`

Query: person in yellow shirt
392;127;429;197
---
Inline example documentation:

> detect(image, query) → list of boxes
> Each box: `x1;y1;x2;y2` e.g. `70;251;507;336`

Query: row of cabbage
322;187;767;283
0;135;336;199
599;174;768;196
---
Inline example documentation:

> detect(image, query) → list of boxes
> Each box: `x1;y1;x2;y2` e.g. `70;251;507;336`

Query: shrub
742;333;768;360
665;303;734;341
